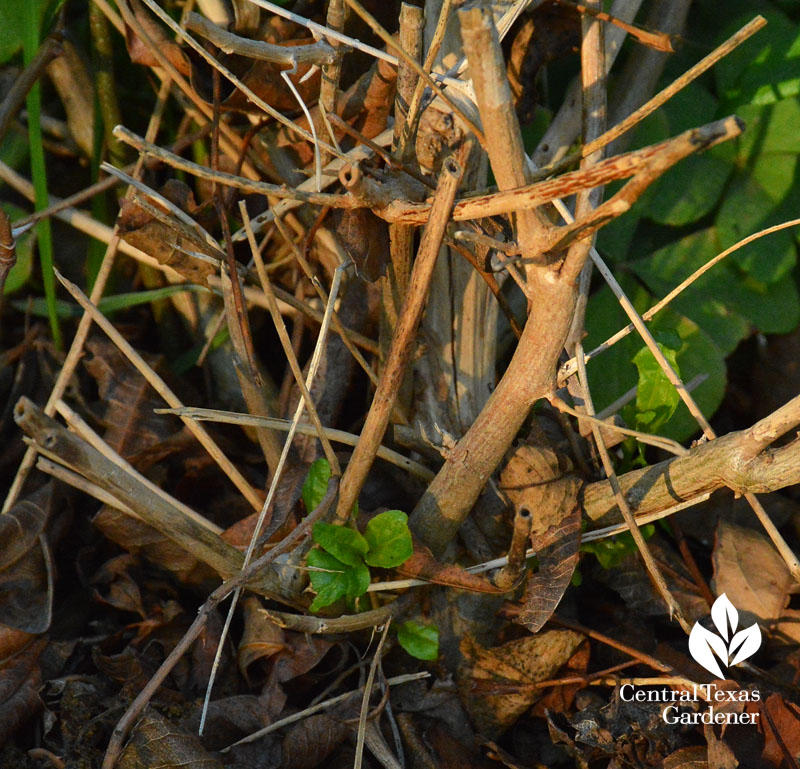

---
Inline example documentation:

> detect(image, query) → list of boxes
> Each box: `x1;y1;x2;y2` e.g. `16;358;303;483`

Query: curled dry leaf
84;339;213;584
84;338;189;471
458;630;584;738
124;1;191;75
329;208;389;283
745;693;800;768
237;596;289;681
515;503;581;633
117;180;221;286
279;712;351;769
396;542;507;593
187;46;321;115
499;442;583;630
662;746;709;769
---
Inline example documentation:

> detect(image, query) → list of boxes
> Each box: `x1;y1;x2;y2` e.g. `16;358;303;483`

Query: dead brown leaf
663;746;709;768
530;639;590;717
515;503;581;633
397;542;507;593
330;208;389;283
0;484;53;634
458;630;584;737
0;635;46;746
84;338;187;471
712;519;797;634
237;596;289;681
117;709;223;769
279;712;350;769
187;48;321;115
747;693;800;768
84;339;214;584
124;1;191;76
117;180;221;286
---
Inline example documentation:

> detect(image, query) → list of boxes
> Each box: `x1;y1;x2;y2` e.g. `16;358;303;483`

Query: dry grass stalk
55;269;264;510
15;398;250;581
0;157;380;356
185;11;336;65
341;0;485;143
137;0;341;154
54;399;222;534
156;406;435;481
111;0;259;177
1;78;173;514
354;621;391;769
223;671;428;750
241;202;340;474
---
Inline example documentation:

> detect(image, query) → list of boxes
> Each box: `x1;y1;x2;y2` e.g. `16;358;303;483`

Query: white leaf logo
688;594;761;678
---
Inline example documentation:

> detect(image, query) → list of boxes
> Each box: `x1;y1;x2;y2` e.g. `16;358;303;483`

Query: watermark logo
688;593;761;679
620;594;761;725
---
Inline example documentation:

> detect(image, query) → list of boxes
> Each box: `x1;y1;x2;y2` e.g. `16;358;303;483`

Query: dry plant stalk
1;75;174;515
335;148;468;520
408;14;748;559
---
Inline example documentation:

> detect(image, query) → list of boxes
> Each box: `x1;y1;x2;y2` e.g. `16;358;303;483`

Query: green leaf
397;621;439;661
584;277;727;442
643;143;735;227
99;285;209;312
629;340;681;434
581;526;655;570
735;98;800;163
714;11;800;105
0;0;54;64
302;458;331;513
629;84;734;227
307;549;370;612
715;152;799;284
312;521;368;566
364;510;413;568
630;228;800;354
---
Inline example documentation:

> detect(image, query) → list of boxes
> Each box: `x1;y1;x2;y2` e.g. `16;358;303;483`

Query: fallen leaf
237;596;289;681
458;630;583;737
0;484;54;634
124;3;191;76
712;519;796;630
84;338;188;471
396;542;507;593
85;339;212;585
515;503;581;633
187;47;321;115
117;181;221;286
745;693;800;768
279;712;350;769
530;640;590;717
663;746;709;768
0;635;46;746
117;709;223;769
330;208;389;283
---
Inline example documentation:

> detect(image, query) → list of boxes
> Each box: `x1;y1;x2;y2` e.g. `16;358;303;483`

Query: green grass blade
11;284;209;319
23;3;61;348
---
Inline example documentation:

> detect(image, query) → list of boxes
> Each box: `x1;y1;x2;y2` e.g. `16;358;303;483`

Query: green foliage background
582;0;800;440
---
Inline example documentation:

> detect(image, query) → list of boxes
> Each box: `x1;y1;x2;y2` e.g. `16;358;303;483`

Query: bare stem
336;150;466;521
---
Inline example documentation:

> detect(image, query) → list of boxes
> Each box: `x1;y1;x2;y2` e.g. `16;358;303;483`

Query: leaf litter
3;1;800;768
